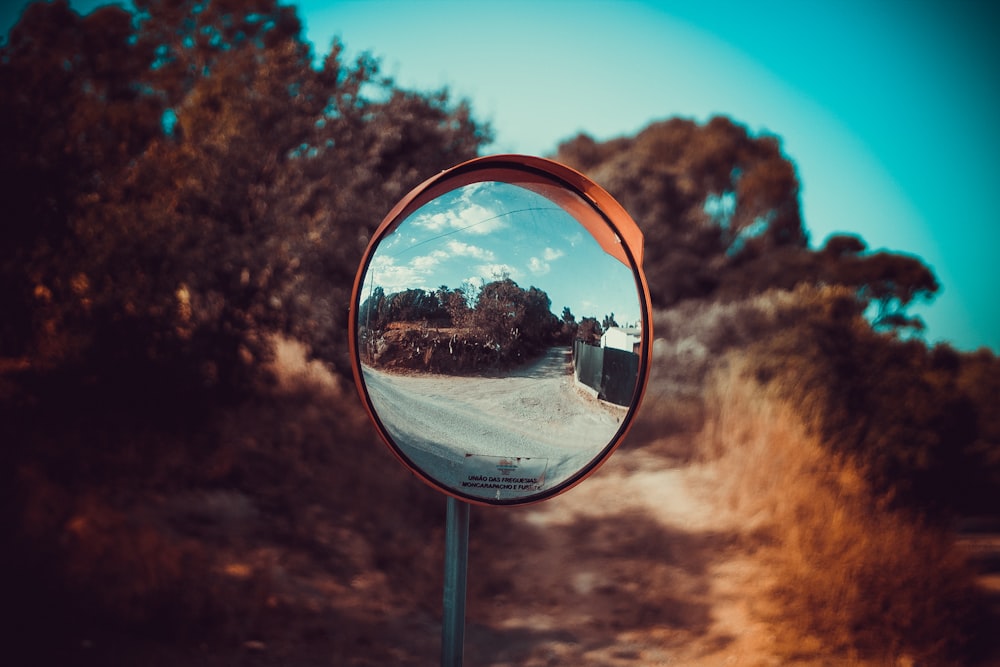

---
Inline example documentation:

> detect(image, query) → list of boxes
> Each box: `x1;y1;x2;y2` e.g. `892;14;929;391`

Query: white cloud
542;247;564;261
418;212;450;233
367;255;425;293
454;203;505;234
445;240;495;260
410;249;448;270
411;202;505;236
527;257;550;275
476;263;519;281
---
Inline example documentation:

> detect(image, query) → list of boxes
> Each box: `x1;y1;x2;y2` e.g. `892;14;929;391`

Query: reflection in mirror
356;180;644;502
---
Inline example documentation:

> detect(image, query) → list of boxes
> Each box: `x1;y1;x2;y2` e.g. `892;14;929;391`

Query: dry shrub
699;356;986;664
14;465;279;643
636;286;859;453
6;336;447;652
59;493;222;627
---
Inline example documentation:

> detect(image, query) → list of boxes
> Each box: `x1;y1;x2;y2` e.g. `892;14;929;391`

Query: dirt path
460;446;787;666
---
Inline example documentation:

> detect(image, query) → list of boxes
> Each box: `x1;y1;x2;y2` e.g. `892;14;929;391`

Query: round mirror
349;155;652;505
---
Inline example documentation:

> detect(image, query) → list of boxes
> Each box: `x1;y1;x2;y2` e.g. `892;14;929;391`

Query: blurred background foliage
1;0;998;664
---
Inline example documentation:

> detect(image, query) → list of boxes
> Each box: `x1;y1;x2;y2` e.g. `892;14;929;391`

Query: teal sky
5;0;997;351
298;0;999;353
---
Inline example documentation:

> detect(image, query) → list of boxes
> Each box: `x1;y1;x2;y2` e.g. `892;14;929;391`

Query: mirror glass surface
356;178;645;503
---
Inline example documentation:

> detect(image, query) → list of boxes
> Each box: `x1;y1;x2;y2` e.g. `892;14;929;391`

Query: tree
358;286;387;331
577;317;602;344
556;117;806;307
0;0;491;397
558;306;578;343
466;278;559;360
836;251;938;332
743;288;986;517
522;286;560;350
555;117;939;335
382;289;446;323
442;287;471;328
0;1;163;356
472;278;527;350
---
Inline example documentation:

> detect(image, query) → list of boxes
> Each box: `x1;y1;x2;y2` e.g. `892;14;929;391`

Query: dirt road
360;347;626;501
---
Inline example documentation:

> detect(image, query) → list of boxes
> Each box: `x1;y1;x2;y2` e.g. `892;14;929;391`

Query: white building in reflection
600;326;641;354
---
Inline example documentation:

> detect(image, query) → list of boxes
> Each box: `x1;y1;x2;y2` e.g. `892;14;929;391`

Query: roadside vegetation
697;351;988;663
356;277;624;374
2;1;998;664
358;278;566;373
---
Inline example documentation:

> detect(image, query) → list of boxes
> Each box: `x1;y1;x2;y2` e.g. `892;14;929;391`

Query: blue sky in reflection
364;182;642;327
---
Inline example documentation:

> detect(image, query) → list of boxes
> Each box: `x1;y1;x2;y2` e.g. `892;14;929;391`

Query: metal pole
441;496;470;667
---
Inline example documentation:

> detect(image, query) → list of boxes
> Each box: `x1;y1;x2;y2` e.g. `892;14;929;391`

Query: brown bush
3;336;448;659
698;356;988;663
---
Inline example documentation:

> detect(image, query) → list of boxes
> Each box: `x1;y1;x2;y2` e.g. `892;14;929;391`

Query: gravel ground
360;347;627;502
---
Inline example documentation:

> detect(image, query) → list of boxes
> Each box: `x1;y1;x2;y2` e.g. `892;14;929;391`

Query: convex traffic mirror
349;155;652;505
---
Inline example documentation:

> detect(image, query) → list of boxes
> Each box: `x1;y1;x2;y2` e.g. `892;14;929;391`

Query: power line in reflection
387;206;561;258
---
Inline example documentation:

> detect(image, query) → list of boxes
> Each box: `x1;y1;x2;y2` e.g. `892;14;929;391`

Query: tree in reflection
576;316;603;344
359;277;566;371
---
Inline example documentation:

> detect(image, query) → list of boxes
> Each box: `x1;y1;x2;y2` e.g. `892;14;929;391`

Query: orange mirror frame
348;154;652;506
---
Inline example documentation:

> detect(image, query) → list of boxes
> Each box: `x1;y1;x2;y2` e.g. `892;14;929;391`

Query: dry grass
696;356;988;664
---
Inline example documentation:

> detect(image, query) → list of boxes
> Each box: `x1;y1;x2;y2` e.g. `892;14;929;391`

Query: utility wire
387;206;561;258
